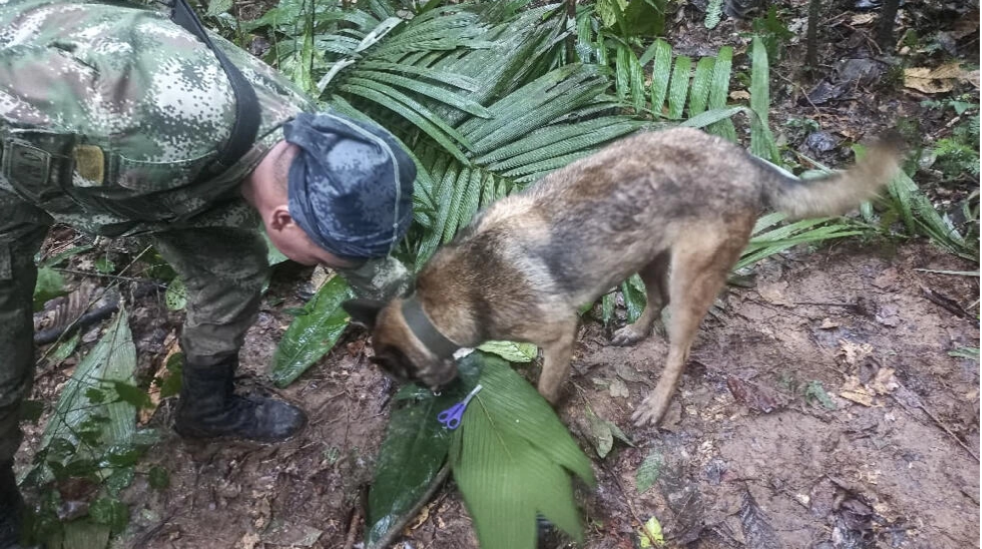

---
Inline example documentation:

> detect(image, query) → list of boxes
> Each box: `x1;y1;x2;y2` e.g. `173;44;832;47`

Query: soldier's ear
342;299;385;329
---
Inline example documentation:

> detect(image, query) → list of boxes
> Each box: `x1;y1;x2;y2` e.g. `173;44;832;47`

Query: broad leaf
271;275;354;387
366;386;465;547
450;354;595;549
477;341;539;363
636;450;662;494
38;308;138;481
164;277;186;311
34;266;66;311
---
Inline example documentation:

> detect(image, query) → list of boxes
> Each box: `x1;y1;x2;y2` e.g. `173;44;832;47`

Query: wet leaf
104;467;134;496
111;382;152;410
585;409;633;459
164;277;186;311
37;309;138;484
271;275;353;387
88;497;129;534
61;519;110;549
450;354;595;549
621;275;646;324
34;266;67;311
365;384;463;547
477;341;538;363
148;466;170;490
207;0;233;16
636;450;662;495
94;258;115;274
608;377;629;399
805;380;837;410
739;488;780;549
638;516;664;547
50;332;81;364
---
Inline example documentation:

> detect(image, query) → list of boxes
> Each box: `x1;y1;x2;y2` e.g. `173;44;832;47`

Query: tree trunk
805;0;821;70
877;0;901;51
565;0;577;62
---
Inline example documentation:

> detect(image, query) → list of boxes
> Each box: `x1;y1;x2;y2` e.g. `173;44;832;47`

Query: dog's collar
401;295;460;359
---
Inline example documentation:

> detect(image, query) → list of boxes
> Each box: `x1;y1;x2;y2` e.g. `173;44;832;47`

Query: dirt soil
28;240;968;549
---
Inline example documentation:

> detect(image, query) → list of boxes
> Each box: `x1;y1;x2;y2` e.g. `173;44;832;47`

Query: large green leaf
750;36;779;163
365;386;465;547
39;308;138;476
270;275;354;387
450;354;595;549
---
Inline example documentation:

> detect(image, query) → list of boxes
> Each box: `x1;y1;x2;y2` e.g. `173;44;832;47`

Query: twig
343;496;365;549
889;393;979;463
54;268;146;283
369;464;451;549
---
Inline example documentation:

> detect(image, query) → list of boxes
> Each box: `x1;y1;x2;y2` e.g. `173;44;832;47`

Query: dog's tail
756;134;905;220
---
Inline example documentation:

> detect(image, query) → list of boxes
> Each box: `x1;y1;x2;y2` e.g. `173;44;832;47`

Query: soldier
0;0;416;545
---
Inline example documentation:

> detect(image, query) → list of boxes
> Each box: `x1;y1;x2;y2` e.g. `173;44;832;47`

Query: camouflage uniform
0;0;408;463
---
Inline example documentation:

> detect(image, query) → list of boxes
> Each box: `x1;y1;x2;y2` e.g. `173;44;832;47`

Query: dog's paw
631;394;667;427
611;325;647;346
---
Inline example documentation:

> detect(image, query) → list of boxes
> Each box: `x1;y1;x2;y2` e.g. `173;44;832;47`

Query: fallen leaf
615;363;645;383
638;516;665;547
729;90;751;101
868;368;899;395
609;377;630;399
838;340;874;366
636;451;663;495
726;376;786;413
240;533;261;549
408;502;434;531
839;376;875;407
904;63;975;94
850;13;875;25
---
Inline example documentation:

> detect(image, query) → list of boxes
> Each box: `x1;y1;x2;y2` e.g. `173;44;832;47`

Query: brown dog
343;127;902;427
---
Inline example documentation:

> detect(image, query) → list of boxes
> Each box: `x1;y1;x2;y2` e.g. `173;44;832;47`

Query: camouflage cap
284;112;415;261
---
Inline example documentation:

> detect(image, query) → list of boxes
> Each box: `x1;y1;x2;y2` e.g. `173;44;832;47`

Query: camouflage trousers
0;186;269;463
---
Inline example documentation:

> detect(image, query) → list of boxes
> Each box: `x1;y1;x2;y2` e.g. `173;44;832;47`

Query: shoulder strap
166;0;260;172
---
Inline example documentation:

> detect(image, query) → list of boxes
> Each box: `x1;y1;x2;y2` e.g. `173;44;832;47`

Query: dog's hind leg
536;316;580;405
631;230;746;427
611;250;671;346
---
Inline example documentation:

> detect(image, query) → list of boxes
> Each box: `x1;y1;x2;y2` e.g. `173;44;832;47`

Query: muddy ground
52;239;977;549
13;0;981;548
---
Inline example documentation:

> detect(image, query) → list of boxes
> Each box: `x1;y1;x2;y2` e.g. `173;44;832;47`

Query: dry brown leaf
407;502;435;531
729;90;751;101
838;340;874;366
839;376;875;407
869;368;899;395
240;532;261;549
904;63;975;94
139;336;180;425
850;13;875;25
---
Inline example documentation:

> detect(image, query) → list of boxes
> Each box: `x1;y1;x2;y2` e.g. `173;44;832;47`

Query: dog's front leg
536;319;579;405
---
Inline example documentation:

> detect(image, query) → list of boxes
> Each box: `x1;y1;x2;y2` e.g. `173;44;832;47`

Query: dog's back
428;129;762;308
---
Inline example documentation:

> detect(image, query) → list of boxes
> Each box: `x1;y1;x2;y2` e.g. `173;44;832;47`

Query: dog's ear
342;299;385;329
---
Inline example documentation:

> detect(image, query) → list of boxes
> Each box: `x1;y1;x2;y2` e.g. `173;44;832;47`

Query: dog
343;127;903;427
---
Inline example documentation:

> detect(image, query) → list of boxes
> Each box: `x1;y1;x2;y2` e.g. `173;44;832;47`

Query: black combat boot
173;354;307;443
0;461;25;549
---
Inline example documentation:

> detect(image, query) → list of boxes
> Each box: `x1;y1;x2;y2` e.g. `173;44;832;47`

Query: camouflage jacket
0;0;316;237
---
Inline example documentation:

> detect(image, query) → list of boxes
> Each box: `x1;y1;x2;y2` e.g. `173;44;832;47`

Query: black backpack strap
166;0;260;171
